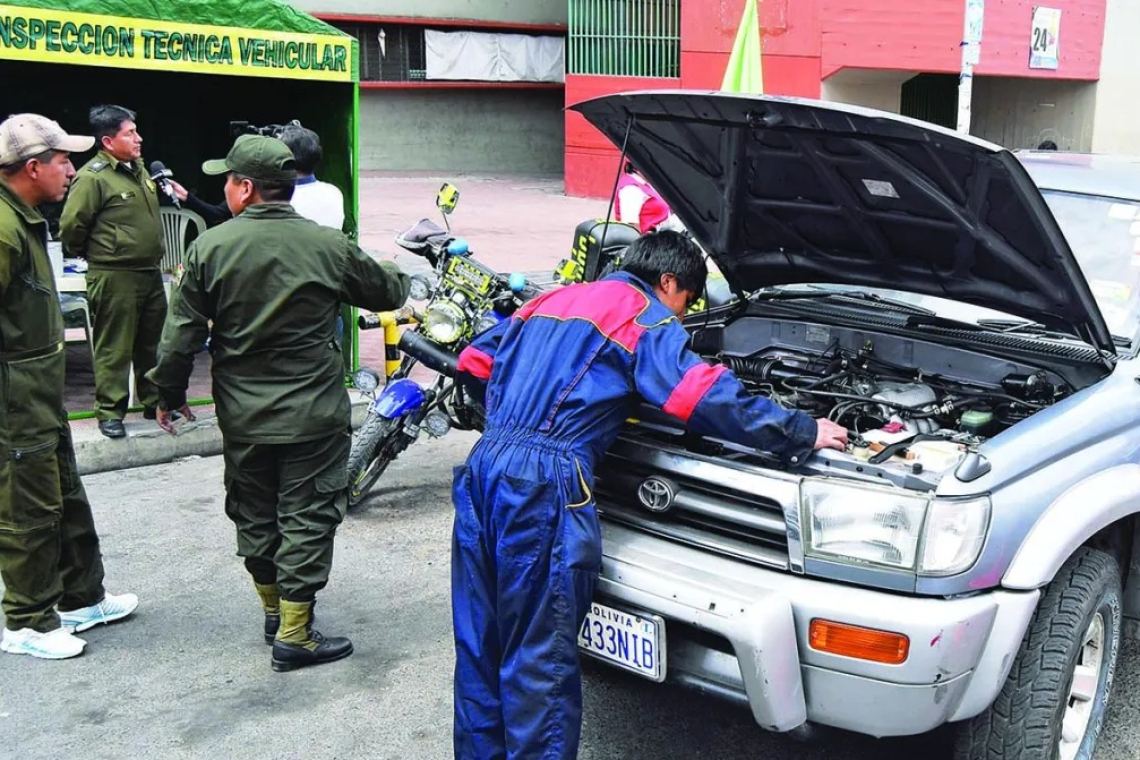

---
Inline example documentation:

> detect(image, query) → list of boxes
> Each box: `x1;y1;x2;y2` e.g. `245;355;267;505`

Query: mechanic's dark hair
231;172;295;202
90;105;137;144
278;125;322;174
1037;139;1058;151
620;230;706;294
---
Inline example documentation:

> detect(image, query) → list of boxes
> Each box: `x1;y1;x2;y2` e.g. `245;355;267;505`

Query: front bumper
593;523;1041;738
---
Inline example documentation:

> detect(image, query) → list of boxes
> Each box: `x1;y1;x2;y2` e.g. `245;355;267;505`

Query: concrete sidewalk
70;172;601;474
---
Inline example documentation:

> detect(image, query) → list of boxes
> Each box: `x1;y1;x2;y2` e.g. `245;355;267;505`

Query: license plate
578;602;666;682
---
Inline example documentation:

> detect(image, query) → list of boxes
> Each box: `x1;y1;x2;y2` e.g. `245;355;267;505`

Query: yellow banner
0;4;354;82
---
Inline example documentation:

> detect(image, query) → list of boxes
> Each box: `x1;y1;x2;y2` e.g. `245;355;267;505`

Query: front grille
596;434;796;570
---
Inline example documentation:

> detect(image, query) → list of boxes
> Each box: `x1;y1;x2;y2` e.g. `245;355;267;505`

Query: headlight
423;300;466;344
409;274;434;301
801;480;990;576
352;368;381;393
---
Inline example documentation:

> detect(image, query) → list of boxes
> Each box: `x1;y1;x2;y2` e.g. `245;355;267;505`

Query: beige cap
0;113;95;166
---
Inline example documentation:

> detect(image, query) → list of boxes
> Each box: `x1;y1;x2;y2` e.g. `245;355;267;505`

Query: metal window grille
568;0;681;78
900;74;959;130
329;22;427;82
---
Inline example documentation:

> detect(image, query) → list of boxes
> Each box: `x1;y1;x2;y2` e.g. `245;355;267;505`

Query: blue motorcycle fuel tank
373;378;427;418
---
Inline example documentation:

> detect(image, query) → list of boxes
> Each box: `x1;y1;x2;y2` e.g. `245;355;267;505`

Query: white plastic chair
59;293;94;357
159;207;207;275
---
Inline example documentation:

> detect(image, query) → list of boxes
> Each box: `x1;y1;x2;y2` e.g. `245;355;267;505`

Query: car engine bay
626;311;1114;489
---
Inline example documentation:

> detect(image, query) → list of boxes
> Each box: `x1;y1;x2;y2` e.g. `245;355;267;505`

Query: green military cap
202;134;297;182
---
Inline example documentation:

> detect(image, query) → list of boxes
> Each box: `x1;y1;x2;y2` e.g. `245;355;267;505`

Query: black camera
228;119;303;139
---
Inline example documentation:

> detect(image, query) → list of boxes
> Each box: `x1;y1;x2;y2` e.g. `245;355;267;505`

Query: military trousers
0;427;106;632
85;268;167;421
221;429;351;602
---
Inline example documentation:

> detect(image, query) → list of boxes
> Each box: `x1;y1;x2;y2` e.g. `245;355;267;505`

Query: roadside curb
74;393;373;476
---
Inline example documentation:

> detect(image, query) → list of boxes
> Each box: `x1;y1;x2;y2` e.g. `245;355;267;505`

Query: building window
329;22;426;82
568;0;680;78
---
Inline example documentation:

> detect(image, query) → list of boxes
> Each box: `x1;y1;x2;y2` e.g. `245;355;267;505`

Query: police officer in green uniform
0;113;138;660
147;135;410;672
60;105;166;439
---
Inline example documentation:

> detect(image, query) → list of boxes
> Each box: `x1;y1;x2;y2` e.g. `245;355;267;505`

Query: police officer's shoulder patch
88;160;108;172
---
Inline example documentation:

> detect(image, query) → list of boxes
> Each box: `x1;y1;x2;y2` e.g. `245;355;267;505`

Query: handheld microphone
149;160;180;208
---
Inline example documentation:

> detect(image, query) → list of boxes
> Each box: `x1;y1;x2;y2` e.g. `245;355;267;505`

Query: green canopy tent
0;0;363;418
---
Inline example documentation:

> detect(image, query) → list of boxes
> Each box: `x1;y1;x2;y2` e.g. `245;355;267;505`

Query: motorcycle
556;218;736;312
347;183;535;506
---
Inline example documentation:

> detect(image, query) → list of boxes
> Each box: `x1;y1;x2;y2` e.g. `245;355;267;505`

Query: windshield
756;190;1140;345
1039;190;1140;340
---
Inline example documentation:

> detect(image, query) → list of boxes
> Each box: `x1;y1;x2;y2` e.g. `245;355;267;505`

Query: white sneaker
1;627;87;659
58;592;139;633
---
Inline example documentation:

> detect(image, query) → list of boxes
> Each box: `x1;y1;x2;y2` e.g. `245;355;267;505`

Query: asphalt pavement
2;435;1138;759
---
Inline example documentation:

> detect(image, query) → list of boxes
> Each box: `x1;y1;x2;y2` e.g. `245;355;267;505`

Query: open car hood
571;91;1115;354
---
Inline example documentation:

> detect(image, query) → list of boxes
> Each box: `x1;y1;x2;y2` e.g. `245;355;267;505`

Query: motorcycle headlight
352;368;381;394
801;480;990;576
409;274;435;301
423;300;466;344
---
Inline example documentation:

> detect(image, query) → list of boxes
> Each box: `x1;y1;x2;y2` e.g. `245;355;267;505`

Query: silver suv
571;92;1140;760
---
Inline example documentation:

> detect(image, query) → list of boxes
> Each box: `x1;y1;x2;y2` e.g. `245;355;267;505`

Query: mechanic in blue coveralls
451;230;849;759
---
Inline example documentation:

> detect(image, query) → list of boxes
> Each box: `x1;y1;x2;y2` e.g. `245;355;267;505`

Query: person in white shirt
278;125;344;232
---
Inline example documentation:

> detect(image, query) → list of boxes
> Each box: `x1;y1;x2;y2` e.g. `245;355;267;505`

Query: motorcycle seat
396;218;450;252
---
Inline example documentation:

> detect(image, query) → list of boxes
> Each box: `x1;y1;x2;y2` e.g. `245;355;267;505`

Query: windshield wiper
905;314;1078;339
917;316;1129;348
974;318;1114;342
987;319;1132;347
752;289;935;316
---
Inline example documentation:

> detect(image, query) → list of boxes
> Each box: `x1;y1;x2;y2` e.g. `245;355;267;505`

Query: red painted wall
565;74;680;197
972;0;1105;78
564;0;1107;197
819;0;1104;79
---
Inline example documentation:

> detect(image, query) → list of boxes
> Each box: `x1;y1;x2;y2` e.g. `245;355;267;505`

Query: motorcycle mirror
436;182;460;216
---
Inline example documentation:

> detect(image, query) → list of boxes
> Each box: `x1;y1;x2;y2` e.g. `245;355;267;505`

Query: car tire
953;547;1122;760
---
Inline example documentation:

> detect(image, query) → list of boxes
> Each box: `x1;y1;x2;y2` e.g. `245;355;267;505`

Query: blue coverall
452;271;817;759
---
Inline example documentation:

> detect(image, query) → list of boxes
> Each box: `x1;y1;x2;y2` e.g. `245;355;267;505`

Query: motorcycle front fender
373;378;427;419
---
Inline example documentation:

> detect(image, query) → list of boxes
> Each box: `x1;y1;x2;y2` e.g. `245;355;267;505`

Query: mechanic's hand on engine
813;418;848;451
168;179;189;202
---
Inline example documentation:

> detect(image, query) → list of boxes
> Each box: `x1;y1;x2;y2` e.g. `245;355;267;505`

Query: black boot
254;582;281;645
271;599;353;672
264;613;280;645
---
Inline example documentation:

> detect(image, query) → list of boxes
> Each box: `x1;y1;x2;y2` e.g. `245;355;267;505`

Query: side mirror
436;182;460;215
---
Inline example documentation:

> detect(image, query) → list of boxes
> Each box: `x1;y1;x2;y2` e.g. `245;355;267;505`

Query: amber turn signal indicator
808;619;910;664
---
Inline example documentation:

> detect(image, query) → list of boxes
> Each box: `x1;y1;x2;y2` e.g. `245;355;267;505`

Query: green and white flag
720;0;763;94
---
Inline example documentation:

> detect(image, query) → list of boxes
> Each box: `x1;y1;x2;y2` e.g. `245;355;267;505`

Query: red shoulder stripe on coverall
517;280;651;352
663;363;728;422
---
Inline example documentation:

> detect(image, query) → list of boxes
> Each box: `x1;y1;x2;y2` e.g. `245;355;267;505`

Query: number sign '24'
1030;6;1061;70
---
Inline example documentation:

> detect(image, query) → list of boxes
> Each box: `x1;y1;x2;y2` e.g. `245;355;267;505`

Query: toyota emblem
637;477;677;513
